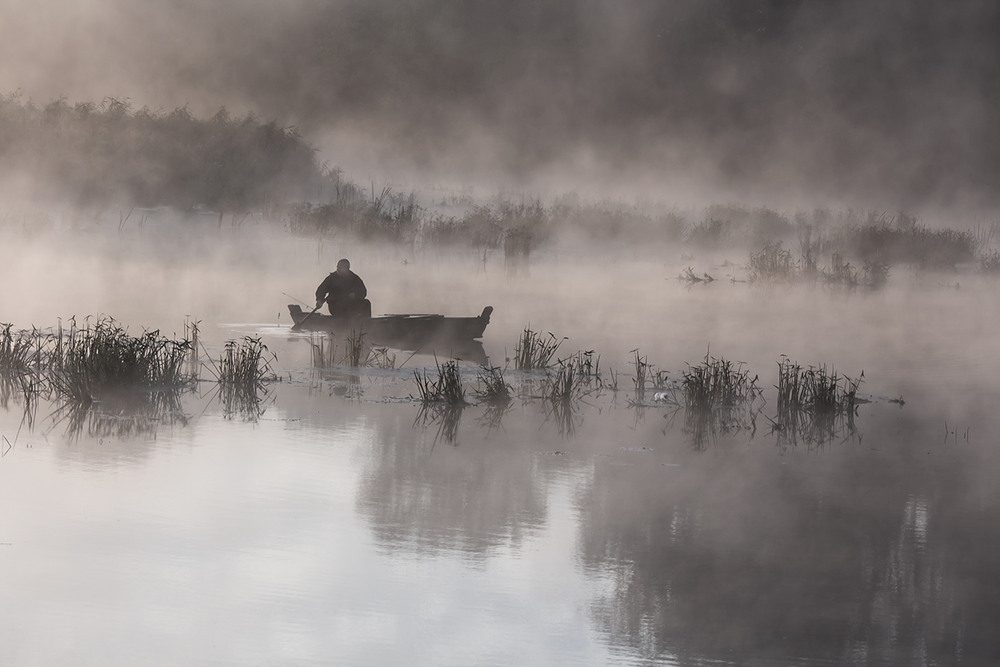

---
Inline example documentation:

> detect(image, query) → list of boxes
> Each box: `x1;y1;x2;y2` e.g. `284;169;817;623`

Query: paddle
291;304;321;332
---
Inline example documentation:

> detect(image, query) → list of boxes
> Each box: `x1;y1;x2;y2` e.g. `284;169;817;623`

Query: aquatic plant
556;349;606;391
980;249;1000;274
775;358;862;417
514;327;564;371
310;333;338;369
0;323;37;373
474;365;513;405
207;336;275;389
364;346;397;369
310;331;395;369
629;350;673;405
681;354;760;410
546;365;579;405
49;317;193;405
770;357;863;448
747;242;797;282
344;329;365;367
413;360;466;405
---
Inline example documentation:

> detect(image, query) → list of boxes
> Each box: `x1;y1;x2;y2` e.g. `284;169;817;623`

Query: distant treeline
0;93;326;210
290;193;996;274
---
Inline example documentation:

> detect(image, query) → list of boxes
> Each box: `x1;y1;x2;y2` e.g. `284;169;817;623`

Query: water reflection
50;389;190;439
578;439;1000;664
210;382;274;421
356;406;550;558
413;403;465;446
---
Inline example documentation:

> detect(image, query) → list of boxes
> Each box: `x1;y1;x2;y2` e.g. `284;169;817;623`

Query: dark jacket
316;271;367;307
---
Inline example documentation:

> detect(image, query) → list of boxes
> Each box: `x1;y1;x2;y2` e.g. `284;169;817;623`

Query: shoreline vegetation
1;93;998;280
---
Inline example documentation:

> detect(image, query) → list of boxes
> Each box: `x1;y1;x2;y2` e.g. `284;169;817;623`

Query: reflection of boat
288;304;493;365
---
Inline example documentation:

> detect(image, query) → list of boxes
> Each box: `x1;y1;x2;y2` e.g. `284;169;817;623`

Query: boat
288;304;493;364
288;304;493;342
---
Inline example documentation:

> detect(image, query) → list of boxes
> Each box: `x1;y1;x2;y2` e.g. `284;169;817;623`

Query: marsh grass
514;328;564;370
0;323;37;372
629;349;675;406
310;331;396;369
545;365;581;404
980;250;1000;273
681;354;761;410
414;360;466;405
555;349;608;393
184;317;200;365
747;242;797;282
364;346;397;369
775;358;862;416
207;336;274;388
771;357;863;447
474;365;513;405
49;317;193;405
344;330;365;367
631;350;651;403
310;333;338;369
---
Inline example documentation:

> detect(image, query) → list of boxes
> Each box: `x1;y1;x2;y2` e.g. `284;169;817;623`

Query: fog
3;3;1000;664
3;0;999;211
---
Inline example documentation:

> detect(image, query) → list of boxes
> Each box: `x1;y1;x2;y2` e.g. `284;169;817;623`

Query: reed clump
474;365;513;405
205;337;276;421
414;360;466;405
771;357;863;447
629;349;674;405
0;323;38;373
747;242;797;282
681;354;761;410
514;328;564;370
310;331;396;369
207;337;275;388
775;358;862;417
49;317;193;404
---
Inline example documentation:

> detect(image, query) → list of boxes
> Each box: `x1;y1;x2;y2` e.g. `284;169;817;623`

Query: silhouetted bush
0;92;326;210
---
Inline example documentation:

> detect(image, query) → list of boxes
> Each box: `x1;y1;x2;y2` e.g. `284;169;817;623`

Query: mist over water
2;217;1000;664
2;1;1000;664
3;0;1000;210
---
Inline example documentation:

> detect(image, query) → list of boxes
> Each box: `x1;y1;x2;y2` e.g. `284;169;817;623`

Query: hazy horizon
2;0;998;214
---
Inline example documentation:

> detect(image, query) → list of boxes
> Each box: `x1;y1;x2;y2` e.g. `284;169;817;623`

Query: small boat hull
288;304;493;342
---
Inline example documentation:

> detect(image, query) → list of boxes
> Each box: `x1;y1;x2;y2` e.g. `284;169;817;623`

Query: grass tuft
474;365;513;405
49;317;193;405
414;360;466;405
514;328;564;370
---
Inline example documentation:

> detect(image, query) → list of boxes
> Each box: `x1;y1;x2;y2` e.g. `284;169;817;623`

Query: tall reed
474;365;513;405
49;317;193;404
682;354;760;410
514;328;564;370
209;337;274;388
414;360;466;405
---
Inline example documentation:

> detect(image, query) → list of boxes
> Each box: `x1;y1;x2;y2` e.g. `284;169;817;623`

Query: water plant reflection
205;337;277;421
769;357;864;449
50;387;189;439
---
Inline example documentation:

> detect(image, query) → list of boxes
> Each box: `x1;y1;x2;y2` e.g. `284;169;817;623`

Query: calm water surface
2;223;999;665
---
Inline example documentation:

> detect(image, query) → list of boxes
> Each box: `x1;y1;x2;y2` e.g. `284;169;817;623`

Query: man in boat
315;258;372;318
